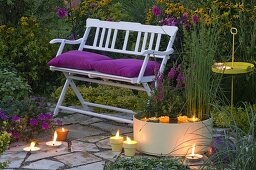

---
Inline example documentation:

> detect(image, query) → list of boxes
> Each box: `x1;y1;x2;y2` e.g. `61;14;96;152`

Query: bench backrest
78;19;178;58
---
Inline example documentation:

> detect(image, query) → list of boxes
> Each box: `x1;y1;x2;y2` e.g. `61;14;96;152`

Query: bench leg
142;83;152;96
53;78;71;116
69;80;88;110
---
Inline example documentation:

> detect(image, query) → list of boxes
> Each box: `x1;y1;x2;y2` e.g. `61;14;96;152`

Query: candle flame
53;131;57;144
30;142;36;149
191;143;196;156
62;127;65;132
126;136;131;144
115;130;119;138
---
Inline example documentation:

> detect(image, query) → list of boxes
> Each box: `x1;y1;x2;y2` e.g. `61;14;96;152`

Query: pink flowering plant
139;64;186;119
0;96;62;142
0;110;62;142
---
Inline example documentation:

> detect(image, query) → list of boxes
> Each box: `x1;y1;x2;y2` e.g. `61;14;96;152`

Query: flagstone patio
1;112;206;170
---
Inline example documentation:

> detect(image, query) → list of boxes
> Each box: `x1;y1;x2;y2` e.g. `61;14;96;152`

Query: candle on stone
23;141;40;152
186;143;203;162
46;131;62;147
123;136;137;157
177;115;188;123
56;127;69;141
159;116;170;123
109;130;124;152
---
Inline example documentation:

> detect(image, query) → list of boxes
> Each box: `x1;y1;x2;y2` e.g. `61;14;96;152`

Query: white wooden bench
49;18;178;124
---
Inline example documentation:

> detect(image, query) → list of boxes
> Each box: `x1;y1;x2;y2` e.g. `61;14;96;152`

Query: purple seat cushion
48;50;111;70
93;59;160;78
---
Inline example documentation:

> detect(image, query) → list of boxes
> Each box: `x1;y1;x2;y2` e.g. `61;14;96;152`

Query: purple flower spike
42;122;49;130
91;3;97;8
56;7;68;19
37;113;45;120
182;12;188;23
192;15;199;24
12;115;20;122
168;68;176;80
45;113;52;120
152;5;161;17
0;111;8;120
29;118;38;126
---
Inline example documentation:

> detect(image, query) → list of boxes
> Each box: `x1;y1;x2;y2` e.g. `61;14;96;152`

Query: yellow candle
159;116;170;123
56;127;69;141
177;115;188;123
109;130;124;152
123;136;137;157
188;116;200;122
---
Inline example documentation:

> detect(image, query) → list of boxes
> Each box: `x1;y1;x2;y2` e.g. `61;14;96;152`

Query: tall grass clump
183;12;221;120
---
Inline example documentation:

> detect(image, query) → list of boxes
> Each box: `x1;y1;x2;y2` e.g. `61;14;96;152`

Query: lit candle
56;127;69;141
109;130;124;152
188;116;200;122
159;116;170;123
23;141;40;152
123;136;137;157
148;117;159;123
186;144;203;162
177;115;188;123
46;131;62;147
141;117;149;121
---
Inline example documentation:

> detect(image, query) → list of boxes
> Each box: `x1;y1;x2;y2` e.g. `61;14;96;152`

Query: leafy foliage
0;69;31;102
0;131;10;169
106;156;190;170
206;104;256;170
0;17;58;93
52;84;147;112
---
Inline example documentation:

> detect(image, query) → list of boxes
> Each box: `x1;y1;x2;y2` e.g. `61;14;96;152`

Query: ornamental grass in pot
134;12;221;156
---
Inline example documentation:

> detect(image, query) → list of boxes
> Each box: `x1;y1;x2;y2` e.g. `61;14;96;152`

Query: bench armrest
141;48;174;56
50;38;83;56
50;38;82;45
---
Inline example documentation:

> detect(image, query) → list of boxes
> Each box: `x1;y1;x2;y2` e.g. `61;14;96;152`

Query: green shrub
51;84;147;112
106;157;190;170
212;104;256;133
0;131;10;169
0;69;31;102
0;17;59;93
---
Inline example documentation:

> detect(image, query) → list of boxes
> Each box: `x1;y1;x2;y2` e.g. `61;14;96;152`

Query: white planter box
133;116;212;156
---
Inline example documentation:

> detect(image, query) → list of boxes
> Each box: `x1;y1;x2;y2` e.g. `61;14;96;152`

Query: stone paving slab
61;113;91;125
66;161;105;170
26;142;69;162
22;159;65;170
91;122;133;134
54;152;102;167
96;138;112;150
66;124;106;140
71;140;99;152
0;152;27;168
79;117;103;125
78;135;109;143
94;150;120;161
